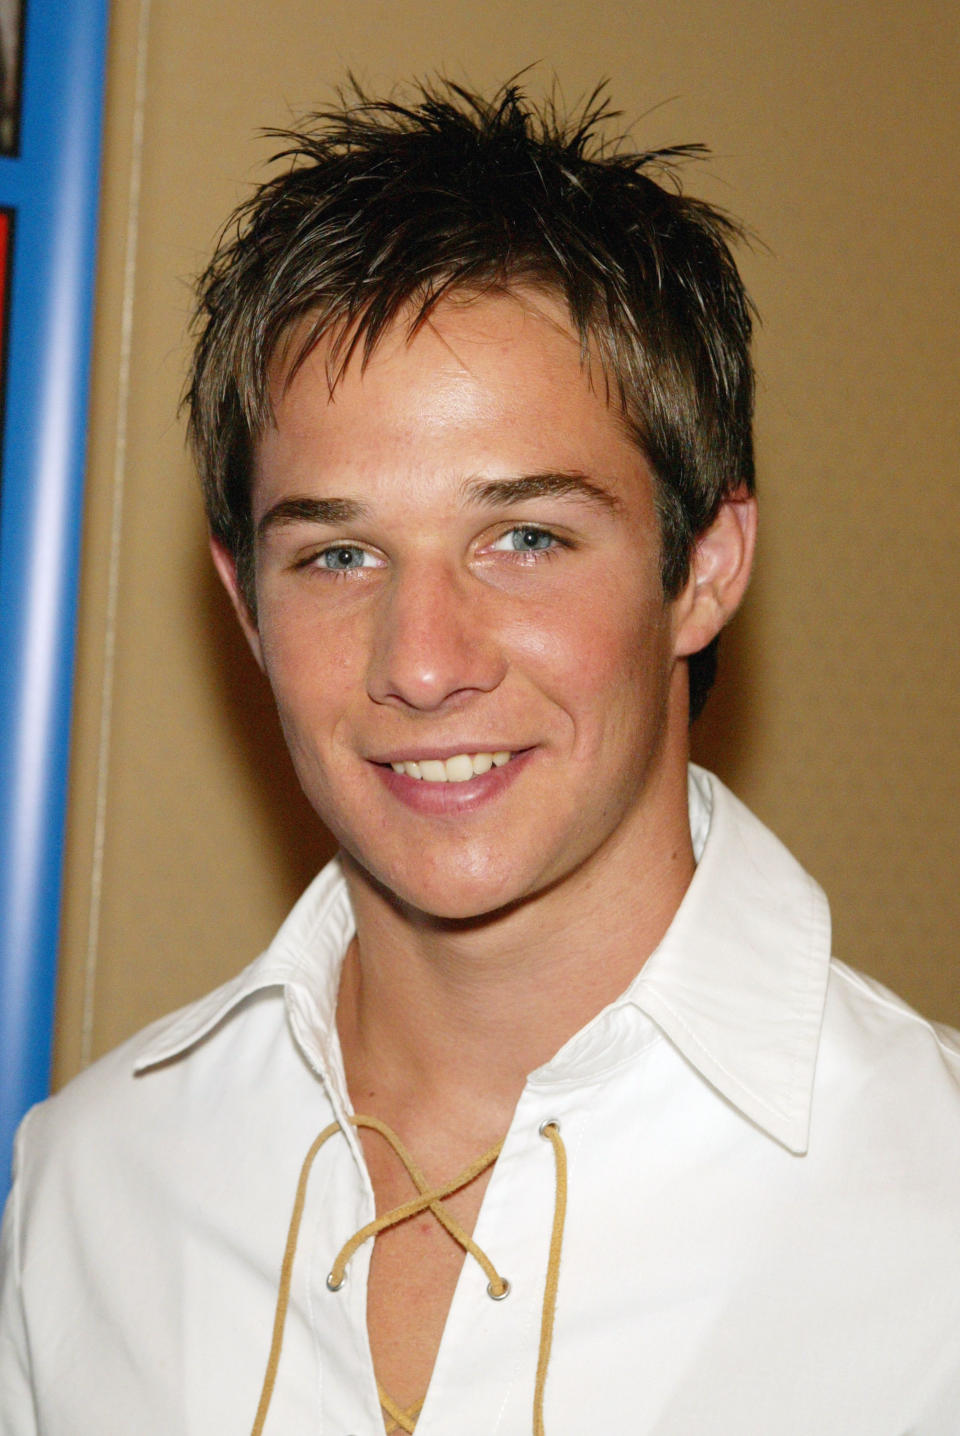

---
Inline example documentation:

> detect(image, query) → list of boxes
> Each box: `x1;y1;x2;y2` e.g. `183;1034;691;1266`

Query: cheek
256;602;361;742
258;588;358;679
508;581;672;746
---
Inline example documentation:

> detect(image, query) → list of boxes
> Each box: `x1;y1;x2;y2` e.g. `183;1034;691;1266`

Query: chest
25;1049;957;1436
267;1067;952;1436
359;1128;501;1424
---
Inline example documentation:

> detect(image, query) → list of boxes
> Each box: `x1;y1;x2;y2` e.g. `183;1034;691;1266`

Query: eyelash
294;543;380;577
297;525;570;578
320;544;376;571
490;524;567;558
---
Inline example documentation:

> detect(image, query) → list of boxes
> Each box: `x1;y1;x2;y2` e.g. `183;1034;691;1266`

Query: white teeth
445;753;474;783
389;751;515;782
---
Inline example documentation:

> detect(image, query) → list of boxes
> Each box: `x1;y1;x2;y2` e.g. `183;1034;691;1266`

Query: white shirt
3;768;960;1435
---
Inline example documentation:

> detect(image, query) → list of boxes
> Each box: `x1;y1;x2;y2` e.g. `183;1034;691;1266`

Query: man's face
227;290;704;921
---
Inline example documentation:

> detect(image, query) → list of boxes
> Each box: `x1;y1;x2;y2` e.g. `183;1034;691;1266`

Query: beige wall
54;0;960;1084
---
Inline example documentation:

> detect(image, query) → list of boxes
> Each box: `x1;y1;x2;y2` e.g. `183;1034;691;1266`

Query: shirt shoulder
826;955;960;1067
815;956;960;1160
18;855;355;1183
13;989;282;1218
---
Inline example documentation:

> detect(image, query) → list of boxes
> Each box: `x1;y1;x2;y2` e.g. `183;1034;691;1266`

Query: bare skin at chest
359;1125;501;1417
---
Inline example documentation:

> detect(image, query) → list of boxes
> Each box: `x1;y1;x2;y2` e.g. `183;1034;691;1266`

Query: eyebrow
463;471;623;513
256;470;623;541
256;496;368;540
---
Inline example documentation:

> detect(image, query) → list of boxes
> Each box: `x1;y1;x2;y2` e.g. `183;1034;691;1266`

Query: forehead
252;288;650;518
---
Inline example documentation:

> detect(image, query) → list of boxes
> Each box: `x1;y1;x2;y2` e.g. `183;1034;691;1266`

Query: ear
208;534;265;671
672;492;758;658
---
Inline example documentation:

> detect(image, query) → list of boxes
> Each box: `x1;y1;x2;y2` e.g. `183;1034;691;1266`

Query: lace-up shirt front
3;768;960;1434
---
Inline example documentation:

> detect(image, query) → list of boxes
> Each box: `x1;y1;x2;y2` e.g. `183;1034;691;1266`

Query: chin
348;845;540;926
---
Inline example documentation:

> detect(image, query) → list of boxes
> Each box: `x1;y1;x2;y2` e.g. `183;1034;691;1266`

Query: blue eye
320;545;371;570
493;526;558;553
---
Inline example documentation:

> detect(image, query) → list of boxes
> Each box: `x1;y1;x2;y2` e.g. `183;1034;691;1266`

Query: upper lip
369;744;525;764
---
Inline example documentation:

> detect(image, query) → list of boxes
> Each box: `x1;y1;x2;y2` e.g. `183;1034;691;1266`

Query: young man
2;81;959;1435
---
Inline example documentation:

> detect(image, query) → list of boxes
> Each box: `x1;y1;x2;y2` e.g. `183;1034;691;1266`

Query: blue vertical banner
0;0;109;1194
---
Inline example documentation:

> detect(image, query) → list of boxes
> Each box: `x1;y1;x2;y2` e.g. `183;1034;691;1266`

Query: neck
337;741;695;1130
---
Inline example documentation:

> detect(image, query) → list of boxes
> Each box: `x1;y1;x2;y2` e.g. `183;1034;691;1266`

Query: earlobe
672;493;758;658
208;534;265;671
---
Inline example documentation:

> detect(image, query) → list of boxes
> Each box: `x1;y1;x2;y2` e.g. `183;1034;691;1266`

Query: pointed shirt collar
134;767;831;1155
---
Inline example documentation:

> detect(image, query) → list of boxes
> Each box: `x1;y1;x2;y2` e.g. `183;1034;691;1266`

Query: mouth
387;751;513;784
372;747;531;814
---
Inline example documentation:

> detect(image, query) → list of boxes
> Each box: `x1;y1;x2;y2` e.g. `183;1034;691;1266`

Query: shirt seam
645;993;803;1128
528;1027;664;1091
9;1106;31;1289
830;960;960;1059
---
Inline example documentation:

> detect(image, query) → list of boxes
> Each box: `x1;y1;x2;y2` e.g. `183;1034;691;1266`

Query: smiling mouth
388;751;514;783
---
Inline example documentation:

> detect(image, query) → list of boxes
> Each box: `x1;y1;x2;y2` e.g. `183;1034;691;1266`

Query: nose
366;559;506;712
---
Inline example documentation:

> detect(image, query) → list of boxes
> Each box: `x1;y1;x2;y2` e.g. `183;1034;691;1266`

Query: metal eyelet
538;1117;561;1138
487;1277;511;1300
326;1271;346;1292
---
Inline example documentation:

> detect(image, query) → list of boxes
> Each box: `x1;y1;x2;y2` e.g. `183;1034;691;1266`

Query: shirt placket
411;1087;584;1436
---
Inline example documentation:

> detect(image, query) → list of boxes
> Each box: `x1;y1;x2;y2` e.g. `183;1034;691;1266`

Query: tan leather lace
250;1114;567;1436
378;1387;424;1433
